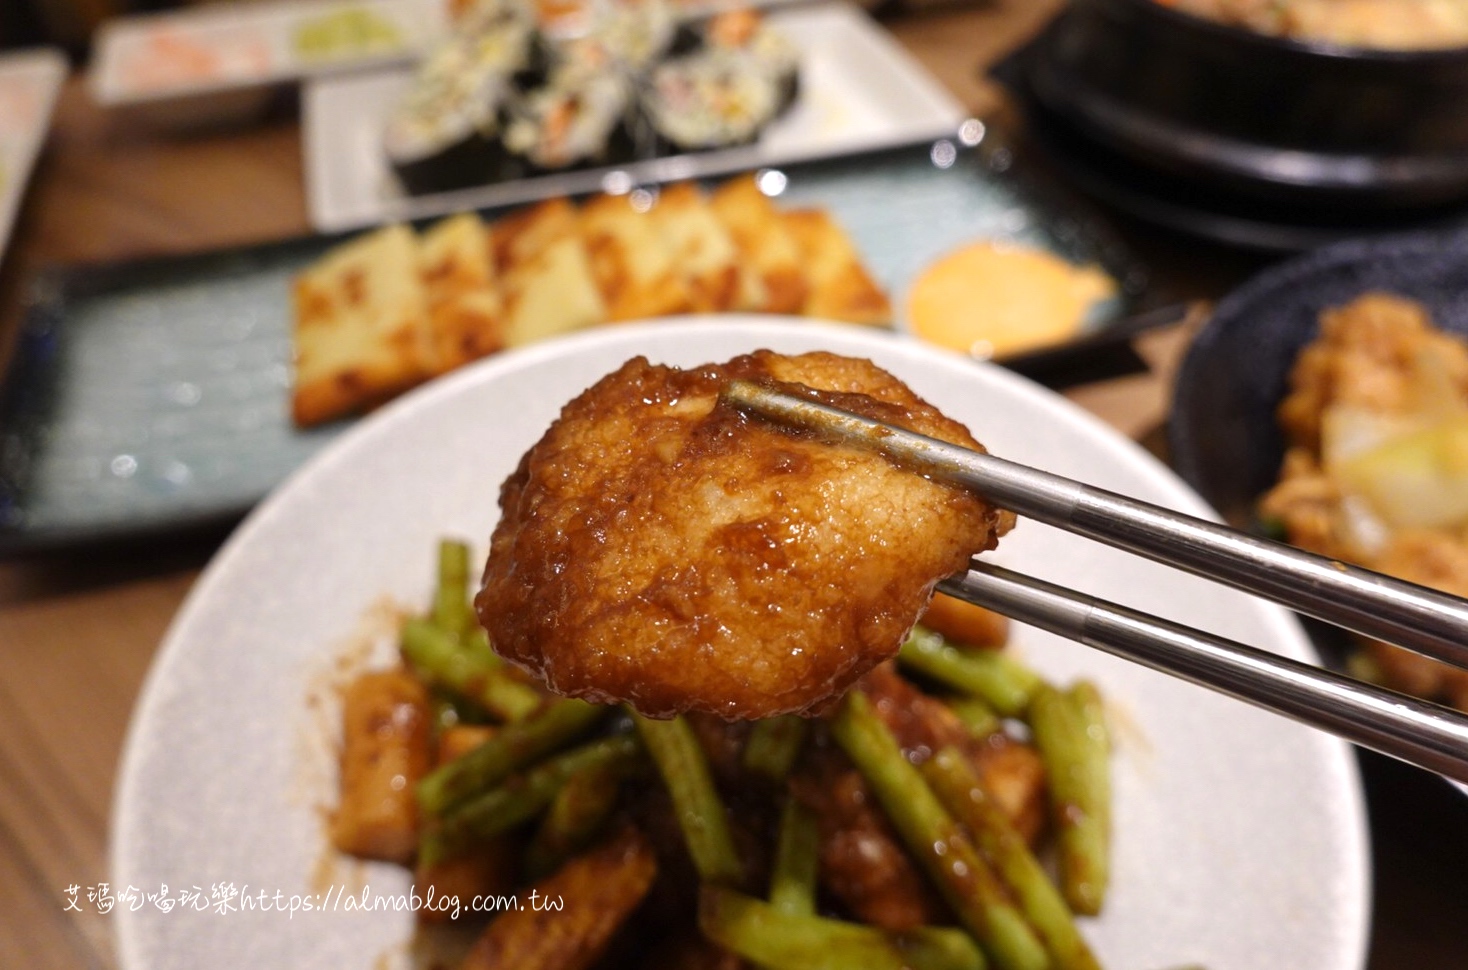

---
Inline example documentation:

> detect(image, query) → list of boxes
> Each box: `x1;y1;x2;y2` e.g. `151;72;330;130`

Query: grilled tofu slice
709;176;807;315
419;212;504;373
581;192;694;321
291;224;433;426
783;208;892;326
651;182;740;313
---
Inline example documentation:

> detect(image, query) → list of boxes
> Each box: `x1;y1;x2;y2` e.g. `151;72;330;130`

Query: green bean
631;712;742;885
898;626;1041;717
947;697;1002;738
401;619;543;723
700;886;987;970
417;698;609;816
1029;684;1110;916
924;747;1101;970
832;691;1050;970
525;759;627;878
422;733;641;866
432;538;475;641
769;797;820;917
743;715;809;781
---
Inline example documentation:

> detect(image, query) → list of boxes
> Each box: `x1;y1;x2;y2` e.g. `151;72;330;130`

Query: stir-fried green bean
832;691;1050;970
632;712;743;885
769;797;820;917
417;698;609;816
743;714;810;781
401;619;542;723
700;887;988;970
525;759;627;878
432;538;476;641
898;626;1041;717
1031;683;1111;916
924;747;1101;970
947;696;1002;738
421;733;641;865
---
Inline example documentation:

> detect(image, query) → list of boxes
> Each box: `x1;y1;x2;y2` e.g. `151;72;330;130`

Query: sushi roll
502;60;642;171
641;10;799;152
704;9;799;112
383;10;534;194
587;0;679;73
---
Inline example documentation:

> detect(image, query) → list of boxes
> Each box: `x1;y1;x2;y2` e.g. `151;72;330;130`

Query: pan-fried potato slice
783;208;892;327
581;193;694;321
291;224;433;426
461;827;658;970
710;176;807;315
652;182;740;313
419;212;504;373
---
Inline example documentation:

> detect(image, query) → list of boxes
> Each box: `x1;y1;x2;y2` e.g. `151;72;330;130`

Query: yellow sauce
906;241;1117;359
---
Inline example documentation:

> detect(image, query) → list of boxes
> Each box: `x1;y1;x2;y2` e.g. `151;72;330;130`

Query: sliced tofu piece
709;175;807;315
291;224;433;426
419;212;504;373
580;192;694;321
652;182;740;313
783;208;892;327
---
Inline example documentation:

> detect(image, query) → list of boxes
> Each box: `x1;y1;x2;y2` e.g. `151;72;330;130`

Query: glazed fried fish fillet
477;351;1011;719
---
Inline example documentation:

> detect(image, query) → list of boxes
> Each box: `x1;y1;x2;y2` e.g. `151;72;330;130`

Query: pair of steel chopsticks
721;380;1468;785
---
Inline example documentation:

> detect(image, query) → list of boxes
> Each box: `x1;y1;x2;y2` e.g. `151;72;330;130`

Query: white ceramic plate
302;2;966;231
0;48;66;267
113;319;1369;970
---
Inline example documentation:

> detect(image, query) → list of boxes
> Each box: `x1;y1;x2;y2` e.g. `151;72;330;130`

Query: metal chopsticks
721;379;1468;784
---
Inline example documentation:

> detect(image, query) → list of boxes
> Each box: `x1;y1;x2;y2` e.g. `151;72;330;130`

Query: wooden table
2;3;1466;966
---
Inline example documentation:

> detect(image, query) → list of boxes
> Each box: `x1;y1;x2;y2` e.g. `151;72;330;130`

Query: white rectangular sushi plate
0;48;67;267
302;1;967;232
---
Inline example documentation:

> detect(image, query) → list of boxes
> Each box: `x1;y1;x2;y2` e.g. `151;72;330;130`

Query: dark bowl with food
1169;228;1468;527
1024;0;1468;213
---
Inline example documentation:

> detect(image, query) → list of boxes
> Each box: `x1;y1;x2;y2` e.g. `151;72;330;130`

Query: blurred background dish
1169;228;1468;526
1168;228;1468;734
0;133;1155;556
304;2;966;231
1001;0;1468;249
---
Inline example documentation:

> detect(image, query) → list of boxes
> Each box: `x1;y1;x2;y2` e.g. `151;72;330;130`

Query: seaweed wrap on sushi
641;9;798;152
502;54;643;171
383;9;534;194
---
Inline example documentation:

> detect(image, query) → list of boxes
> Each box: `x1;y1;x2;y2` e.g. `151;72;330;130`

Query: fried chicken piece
1277;292;1468;452
478;350;1011;720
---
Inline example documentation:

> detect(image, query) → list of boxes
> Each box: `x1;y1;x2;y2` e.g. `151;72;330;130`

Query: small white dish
302;2;967;231
113;319;1369;970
